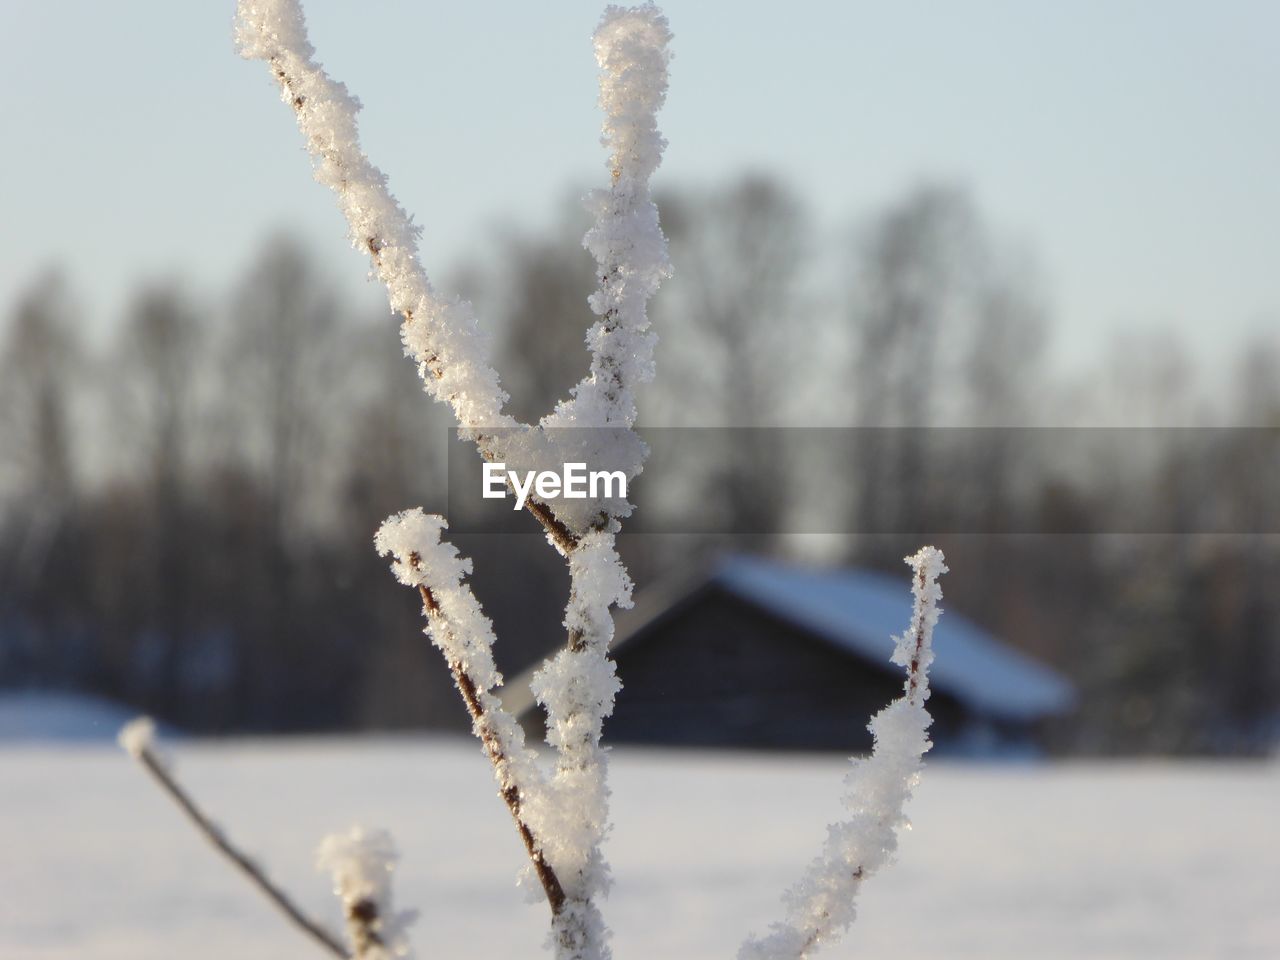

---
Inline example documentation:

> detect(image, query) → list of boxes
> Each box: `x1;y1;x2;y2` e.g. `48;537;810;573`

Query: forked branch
122;4;949;959
232;0;594;554
231;5;671;957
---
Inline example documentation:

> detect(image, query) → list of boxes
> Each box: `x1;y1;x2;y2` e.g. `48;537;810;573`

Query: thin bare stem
131;744;348;959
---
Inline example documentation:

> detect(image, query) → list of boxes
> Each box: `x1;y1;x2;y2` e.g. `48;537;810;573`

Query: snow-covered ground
2;737;1275;959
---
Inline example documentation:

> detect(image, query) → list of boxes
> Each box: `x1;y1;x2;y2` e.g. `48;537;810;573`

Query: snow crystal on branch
374;509;506;695
373;510;460;588
374;509;564;908
118;715;156;758
594;4;673;186
234;0;515;432
509;14;671;954
374;509;536;753
739;547;948;960
526;532;634;959
317;827;416;960
545;4;672;437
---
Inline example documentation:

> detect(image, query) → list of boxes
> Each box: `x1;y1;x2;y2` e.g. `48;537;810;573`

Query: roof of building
714;555;1076;721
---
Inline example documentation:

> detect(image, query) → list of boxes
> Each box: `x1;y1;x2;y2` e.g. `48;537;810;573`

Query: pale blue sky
2;0;1277;376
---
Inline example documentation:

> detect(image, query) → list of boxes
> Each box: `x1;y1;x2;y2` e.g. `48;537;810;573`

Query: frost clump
374;509;500;691
522;530;633;958
117;715;156;758
317;826;416;960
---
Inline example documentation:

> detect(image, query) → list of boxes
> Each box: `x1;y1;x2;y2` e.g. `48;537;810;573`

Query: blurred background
2;0;1278;755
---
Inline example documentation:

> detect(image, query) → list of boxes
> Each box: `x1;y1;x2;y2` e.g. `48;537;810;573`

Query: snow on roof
715;555;1076;722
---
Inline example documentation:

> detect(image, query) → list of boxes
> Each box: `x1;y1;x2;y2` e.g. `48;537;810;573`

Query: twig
239;3;581;551
525;12;673;953
316;826;414;959
418;582;568;916
120;721;348;959
738;547;947;960
375;513;567;920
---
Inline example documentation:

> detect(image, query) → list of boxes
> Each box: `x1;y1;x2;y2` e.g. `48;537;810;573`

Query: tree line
1;179;1276;752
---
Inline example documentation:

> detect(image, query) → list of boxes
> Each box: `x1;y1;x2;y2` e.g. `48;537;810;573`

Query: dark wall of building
603;586;971;751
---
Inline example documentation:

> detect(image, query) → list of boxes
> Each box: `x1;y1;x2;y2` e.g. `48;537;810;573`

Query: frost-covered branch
317;827;415;960
118;717;348;959
518;11;672;956
544;3;672;438
233;0;514;436
374;510;568;916
738;547;948;960
238;4;672;957
529;532;632;959
233;0;598;557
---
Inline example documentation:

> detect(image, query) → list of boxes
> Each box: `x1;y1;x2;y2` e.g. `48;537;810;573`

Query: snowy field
2;737;1276;959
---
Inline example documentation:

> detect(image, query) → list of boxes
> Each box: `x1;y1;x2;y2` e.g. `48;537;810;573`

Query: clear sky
2;0;1277;376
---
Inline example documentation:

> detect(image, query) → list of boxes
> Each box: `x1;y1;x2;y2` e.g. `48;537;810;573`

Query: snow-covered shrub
121;3;949;959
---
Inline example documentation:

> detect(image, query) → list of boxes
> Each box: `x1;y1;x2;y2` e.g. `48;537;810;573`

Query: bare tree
843;185;1052;553
225;236;344;543
110;284;202;717
653;176;809;429
646;177;809;545
847;186;982;542
0;273;82;683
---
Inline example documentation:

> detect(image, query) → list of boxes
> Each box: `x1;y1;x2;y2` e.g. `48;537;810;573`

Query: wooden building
504;555;1075;755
